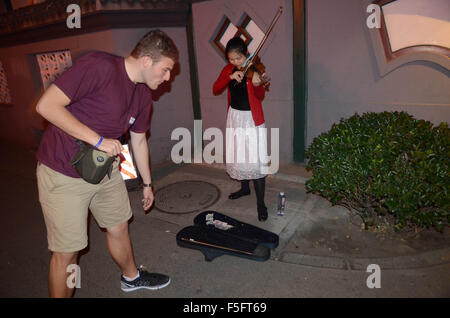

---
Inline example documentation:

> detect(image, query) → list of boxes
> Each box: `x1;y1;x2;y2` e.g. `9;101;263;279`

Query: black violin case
176;211;279;262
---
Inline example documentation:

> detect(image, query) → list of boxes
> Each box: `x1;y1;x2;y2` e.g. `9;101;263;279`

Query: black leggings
239;177;266;206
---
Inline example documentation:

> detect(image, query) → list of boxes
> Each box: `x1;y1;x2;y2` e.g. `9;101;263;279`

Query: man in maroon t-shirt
35;30;178;297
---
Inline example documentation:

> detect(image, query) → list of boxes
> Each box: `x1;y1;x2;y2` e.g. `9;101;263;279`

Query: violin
239;55;271;91
235;6;283;92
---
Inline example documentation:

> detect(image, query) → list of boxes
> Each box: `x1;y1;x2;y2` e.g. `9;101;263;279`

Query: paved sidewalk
0;141;449;298
191;162;450;271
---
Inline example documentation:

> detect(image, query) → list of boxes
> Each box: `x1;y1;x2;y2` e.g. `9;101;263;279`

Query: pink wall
0;30;115;148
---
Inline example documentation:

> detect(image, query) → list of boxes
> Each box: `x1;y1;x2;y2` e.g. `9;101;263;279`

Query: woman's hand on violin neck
230;71;244;83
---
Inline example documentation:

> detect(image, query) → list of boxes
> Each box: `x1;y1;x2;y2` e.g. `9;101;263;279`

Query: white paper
119;144;137;180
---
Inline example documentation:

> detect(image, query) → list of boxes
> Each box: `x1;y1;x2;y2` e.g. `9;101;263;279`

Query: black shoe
257;204;268;222
228;189;250;200
120;265;170;292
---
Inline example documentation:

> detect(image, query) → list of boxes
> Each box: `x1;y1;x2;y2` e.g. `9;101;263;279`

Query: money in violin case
176;211;279;262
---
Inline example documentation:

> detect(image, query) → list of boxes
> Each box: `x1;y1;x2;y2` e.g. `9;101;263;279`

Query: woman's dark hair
225;37;248;58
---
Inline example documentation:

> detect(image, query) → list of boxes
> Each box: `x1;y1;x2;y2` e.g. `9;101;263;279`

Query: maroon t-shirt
36;51;152;178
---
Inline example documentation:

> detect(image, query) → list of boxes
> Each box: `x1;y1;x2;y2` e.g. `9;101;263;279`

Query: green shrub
306;111;449;232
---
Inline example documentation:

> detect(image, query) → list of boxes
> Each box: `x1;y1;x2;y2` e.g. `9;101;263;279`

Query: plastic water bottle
277;192;286;216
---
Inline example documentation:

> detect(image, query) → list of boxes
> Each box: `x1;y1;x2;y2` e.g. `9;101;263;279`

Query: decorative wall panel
36;50;72;89
0;61;12;105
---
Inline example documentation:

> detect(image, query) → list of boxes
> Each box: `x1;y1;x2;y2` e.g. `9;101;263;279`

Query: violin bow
241;6;284;74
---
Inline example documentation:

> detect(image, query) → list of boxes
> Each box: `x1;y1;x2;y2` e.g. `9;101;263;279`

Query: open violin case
176;211;279;262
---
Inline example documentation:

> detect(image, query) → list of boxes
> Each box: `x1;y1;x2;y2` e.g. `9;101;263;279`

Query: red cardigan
213;63;266;126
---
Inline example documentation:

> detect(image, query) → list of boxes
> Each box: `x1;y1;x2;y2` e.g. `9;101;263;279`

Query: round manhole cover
154;180;220;214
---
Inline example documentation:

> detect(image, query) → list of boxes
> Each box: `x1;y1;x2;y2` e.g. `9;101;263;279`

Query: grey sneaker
120;265;171;292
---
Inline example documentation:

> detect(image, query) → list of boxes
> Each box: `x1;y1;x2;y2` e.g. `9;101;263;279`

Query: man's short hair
131;29;179;62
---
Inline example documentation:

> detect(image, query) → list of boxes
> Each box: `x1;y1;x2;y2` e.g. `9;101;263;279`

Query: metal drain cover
154;180;220;214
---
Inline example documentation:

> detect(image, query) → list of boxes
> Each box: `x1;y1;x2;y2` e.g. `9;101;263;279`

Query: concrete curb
192;162;311;184
268;172;310;185
278;247;450;271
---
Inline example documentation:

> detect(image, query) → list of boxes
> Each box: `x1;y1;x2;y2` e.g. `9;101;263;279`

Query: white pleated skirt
225;107;268;180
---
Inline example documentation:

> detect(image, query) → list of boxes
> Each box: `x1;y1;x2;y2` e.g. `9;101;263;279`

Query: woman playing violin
212;37;269;222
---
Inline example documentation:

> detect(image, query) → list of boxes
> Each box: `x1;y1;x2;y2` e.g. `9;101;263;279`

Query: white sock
123;271;140;282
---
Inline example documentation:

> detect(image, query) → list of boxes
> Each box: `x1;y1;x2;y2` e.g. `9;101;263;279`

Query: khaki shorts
37;161;132;253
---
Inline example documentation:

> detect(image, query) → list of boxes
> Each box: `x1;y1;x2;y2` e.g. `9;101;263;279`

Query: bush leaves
306;112;449;232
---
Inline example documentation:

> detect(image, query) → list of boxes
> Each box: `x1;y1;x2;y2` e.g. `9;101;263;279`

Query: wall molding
369;0;450;76
0;0;190;48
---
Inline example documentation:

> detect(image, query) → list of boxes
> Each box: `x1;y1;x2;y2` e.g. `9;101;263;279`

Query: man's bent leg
106;222;138;278
37;163;92;297
49;252;78;298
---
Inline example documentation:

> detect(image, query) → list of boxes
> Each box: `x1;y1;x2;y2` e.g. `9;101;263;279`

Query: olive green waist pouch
70;141;116;184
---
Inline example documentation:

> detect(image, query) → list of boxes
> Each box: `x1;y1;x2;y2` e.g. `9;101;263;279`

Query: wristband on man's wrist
143;183;152;188
95;136;103;148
